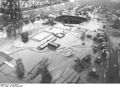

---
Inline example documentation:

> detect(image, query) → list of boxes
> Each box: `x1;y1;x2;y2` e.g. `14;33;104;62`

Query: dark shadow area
111;19;120;29
55;15;88;24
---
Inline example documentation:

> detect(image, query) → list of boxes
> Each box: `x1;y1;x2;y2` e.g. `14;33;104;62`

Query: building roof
0;51;13;66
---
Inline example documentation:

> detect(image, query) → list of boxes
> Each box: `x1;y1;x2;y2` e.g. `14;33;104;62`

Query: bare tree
1;0;22;37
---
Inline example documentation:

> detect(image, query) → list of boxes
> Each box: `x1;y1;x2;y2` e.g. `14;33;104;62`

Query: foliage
111;19;120;29
15;59;25;79
87;71;99;80
81;55;91;68
93;47;98;54
1;0;22;36
29;58;52;83
73;58;85;73
40;58;52;83
1;0;22;25
73;55;91;73
95;57;102;65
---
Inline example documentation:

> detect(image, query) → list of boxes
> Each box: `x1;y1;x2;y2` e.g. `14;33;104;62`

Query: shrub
15;59;25;79
81;55;91;68
73;58;85;73
87;71;99;80
40;58;52;83
21;32;29;43
29;58;52;83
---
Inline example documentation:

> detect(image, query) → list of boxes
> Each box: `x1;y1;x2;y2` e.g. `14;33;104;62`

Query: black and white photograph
0;0;120;84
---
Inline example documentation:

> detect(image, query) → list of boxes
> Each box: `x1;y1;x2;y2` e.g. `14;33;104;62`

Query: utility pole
1;0;23;37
